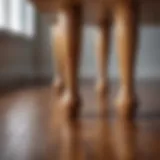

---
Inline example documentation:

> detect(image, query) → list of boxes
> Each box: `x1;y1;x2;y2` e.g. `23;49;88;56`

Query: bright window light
8;0;24;33
24;1;35;37
0;0;7;28
0;0;35;38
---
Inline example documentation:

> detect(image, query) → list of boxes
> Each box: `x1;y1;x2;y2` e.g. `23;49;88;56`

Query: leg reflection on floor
0;87;159;160
48;118;137;160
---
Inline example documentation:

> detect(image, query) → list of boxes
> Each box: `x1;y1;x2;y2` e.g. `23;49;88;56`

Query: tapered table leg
52;21;65;94
52;6;82;118
114;1;138;118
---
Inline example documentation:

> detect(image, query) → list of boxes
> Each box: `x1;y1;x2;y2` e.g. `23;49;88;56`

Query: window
0;0;35;38
0;0;7;28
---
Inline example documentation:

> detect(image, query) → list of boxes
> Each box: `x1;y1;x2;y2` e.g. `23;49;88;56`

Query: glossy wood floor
0;81;160;160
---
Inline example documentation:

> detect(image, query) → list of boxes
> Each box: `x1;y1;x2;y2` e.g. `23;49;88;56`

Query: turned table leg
53;6;82;118
95;20;110;97
114;1;138;118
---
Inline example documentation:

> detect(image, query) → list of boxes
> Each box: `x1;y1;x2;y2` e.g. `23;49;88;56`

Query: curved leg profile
114;1;138;118
53;6;82;118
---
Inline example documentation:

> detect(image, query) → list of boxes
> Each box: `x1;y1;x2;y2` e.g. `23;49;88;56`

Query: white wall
80;26;160;80
39;1;160;80
0;1;160;85
1;21;159;85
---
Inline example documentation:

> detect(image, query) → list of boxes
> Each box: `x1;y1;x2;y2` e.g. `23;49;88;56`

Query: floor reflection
49;118;138;160
0;86;159;160
111;119;137;160
0;88;51;160
49;95;138;160
59;120;83;160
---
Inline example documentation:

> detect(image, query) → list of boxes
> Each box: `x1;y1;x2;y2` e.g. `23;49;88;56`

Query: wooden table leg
52;6;82;118
95;20;110;97
114;1;138;118
52;19;65;94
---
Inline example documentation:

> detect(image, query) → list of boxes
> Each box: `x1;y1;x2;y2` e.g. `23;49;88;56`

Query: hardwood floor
0;81;160;160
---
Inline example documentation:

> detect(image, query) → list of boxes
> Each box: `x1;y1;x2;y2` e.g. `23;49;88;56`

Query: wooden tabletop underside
31;0;160;25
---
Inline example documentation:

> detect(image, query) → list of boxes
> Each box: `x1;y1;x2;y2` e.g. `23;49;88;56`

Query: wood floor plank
0;82;159;160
